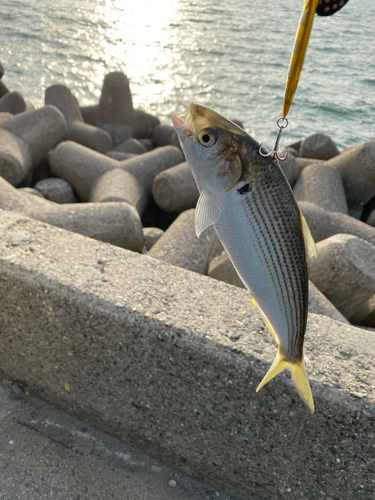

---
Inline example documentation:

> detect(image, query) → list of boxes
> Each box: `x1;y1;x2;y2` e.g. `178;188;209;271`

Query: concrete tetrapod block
362;194;375;223
294;156;324;176
1;209;375;500
80;105;161;141
33;177;79;204
0;80;9;99
139;138;153;151
293;163;348;213
152;162;199;212
0;90;27;114
152;124;175;147
143;227;164;251
97;72;135;147
278;154;299;187
208;250;348;323
50;140;118;201
80;103;98;126
0;105;67;186
148;209;222;274
0;177;144;251
366;208;375;228
327;139;375;218
279;155;323;188
106;151;136;161
122;146;185;197
133;108;161;139
350;294;375;327
309;233;375;321
286;139;303;154
113;137;147;155
18;187;45;198
50;141;184;204
208;249;245;289
300;133;340;160
89;168;146;216
299;201;375;246
45;84;112;153
0;111;12;123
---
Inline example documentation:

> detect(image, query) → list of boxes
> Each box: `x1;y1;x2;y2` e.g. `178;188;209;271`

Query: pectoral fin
195;189;222;238
300;211;318;265
256;350;314;413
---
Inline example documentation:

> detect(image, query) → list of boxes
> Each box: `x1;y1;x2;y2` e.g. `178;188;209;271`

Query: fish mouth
171;110;193;140
171;111;186;129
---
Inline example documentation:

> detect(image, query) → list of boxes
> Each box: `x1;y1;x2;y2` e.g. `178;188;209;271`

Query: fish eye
198;128;218;148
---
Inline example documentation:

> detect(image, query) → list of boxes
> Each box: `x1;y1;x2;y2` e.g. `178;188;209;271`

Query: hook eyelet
259;117;289;161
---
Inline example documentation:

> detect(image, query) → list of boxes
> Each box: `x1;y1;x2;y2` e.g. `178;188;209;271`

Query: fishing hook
259;117;289;161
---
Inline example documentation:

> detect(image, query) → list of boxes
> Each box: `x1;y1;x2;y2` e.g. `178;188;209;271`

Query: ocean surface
0;0;374;150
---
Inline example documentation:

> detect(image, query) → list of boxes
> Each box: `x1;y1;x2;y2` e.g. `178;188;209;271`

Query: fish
171;103;317;412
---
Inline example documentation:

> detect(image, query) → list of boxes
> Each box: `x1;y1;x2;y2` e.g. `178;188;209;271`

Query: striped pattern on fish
215;166;309;364
171;103;317;412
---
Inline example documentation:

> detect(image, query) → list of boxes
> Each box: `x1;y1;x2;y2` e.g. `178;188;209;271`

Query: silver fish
171;103;317;412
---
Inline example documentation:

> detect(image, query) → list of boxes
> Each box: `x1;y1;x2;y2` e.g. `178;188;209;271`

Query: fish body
171;104;317;412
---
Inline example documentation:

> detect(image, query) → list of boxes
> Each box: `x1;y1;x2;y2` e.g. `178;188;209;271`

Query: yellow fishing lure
283;0;319;118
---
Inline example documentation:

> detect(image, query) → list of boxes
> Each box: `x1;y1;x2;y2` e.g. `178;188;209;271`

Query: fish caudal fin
256;350;315;413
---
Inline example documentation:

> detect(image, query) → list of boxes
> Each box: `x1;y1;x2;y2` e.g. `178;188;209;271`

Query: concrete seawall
1;209;374;500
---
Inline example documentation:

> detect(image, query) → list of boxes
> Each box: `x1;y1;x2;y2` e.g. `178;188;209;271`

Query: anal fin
252;296;279;343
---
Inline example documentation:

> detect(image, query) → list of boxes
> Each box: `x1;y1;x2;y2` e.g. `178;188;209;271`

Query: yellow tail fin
256;350;314;413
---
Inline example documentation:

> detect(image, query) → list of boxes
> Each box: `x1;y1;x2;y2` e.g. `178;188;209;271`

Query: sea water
0;0;374;149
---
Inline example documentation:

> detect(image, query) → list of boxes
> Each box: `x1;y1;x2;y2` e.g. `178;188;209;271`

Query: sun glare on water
92;0;183;113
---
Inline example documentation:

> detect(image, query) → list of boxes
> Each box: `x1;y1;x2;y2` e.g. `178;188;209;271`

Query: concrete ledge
1;209;375;500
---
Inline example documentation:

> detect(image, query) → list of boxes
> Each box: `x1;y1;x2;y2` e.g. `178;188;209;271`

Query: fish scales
171;103;317;412
214;163;308;363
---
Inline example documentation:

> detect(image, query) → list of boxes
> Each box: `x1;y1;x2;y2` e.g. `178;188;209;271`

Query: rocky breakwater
1;64;375;499
1;63;375;328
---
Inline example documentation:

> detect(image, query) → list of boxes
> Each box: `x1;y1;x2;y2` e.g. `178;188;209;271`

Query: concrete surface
1;209;375;500
0;382;232;500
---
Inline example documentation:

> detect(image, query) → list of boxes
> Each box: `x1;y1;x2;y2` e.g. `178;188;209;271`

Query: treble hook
259;117;289;161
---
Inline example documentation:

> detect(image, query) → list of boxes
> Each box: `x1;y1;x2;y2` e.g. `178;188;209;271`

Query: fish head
171;103;250;192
